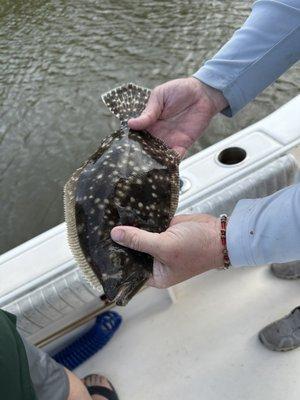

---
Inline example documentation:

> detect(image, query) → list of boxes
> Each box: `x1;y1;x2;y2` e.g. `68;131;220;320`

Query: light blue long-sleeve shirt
194;0;300;267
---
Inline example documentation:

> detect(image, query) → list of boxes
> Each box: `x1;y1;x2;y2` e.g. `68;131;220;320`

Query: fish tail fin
101;83;151;122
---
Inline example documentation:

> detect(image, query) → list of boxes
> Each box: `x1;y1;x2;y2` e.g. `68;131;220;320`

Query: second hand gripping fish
64;83;180;306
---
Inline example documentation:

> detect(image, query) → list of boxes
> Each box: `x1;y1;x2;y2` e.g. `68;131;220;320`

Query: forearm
227;183;300;267
194;0;300;116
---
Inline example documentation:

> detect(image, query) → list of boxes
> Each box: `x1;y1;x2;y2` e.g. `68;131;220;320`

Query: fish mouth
114;276;148;306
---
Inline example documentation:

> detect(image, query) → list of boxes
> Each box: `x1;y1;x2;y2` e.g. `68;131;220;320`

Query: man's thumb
128;90;162;130
111;226;161;256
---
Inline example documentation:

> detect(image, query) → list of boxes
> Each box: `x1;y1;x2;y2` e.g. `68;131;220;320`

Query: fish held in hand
64;83;180;306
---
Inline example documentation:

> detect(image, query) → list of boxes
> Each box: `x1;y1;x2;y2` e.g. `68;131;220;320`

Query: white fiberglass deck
75;264;300;400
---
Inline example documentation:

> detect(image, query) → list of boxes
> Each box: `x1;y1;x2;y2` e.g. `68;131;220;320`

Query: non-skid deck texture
75;265;300;400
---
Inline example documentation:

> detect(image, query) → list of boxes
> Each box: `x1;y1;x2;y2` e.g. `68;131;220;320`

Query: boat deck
75;264;300;400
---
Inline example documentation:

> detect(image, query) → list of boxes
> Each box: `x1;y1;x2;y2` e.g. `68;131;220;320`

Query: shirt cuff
193;68;243;117
226;198;263;267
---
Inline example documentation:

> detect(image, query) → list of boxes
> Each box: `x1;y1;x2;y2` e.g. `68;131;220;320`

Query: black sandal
84;375;119;400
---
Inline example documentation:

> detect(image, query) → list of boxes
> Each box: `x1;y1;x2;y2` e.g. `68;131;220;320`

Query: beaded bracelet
220;214;231;269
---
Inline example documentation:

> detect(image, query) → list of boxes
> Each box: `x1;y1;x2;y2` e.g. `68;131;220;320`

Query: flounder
64;83;180;306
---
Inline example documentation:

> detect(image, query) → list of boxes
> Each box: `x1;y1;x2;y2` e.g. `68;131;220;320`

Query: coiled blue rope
53;311;122;370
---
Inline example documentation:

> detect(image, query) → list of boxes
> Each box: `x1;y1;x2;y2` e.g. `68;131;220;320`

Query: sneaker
259;307;300;351
271;261;300;280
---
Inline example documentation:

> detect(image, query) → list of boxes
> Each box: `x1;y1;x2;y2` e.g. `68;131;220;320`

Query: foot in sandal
83;374;119;400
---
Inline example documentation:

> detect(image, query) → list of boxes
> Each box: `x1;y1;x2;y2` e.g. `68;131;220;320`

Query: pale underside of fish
64;83;180;306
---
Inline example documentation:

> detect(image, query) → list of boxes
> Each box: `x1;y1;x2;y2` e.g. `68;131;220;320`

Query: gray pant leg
21;336;70;400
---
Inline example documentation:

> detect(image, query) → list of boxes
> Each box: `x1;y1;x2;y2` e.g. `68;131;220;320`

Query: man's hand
128;77;228;157
111;214;224;288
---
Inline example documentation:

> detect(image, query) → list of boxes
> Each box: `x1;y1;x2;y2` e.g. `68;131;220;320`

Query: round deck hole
218;147;246;165
179;177;191;195
179;178;184;190
100;294;107;302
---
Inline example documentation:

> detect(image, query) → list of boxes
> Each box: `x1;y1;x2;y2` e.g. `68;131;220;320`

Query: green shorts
0;310;37;400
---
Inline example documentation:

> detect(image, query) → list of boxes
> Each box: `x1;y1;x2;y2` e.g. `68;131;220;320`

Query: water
0;0;299;254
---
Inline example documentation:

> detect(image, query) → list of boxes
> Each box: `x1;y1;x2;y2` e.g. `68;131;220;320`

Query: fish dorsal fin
101;83;151;123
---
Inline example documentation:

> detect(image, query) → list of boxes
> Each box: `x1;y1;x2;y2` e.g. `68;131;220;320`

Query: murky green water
0;0;299;253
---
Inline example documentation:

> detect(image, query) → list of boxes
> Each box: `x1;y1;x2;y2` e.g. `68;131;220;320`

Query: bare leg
65;368;92;400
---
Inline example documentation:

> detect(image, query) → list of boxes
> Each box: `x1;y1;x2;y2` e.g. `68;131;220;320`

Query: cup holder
217;147;247;165
179;177;191;195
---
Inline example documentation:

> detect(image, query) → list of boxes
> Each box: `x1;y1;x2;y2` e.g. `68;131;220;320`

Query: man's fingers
111;226;161;256
173;145;186;158
128;90;162;130
150;260;172;289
